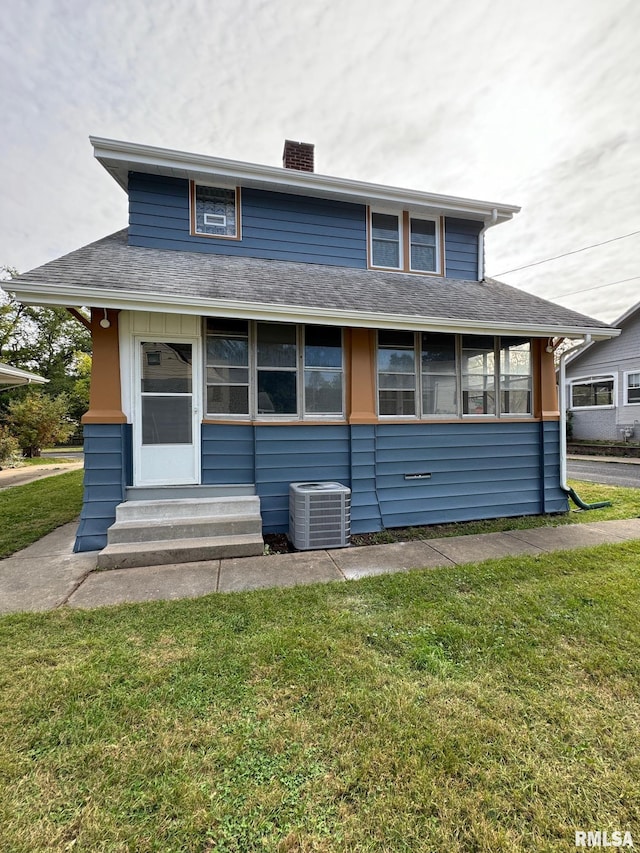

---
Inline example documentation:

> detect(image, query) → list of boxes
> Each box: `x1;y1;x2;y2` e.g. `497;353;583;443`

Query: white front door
134;337;201;486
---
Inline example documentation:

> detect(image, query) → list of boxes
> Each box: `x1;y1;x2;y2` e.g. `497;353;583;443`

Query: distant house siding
566;312;640;440
128;173;482;279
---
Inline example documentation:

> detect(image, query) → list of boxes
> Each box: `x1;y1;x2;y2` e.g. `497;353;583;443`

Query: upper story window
377;332;532;418
190;182;241;239
570;376;615;409
205;319;344;419
625;371;640;405
369;208;441;274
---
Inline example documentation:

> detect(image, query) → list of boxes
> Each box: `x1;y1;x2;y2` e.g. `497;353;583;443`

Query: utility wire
550;275;640;300
493;230;640;276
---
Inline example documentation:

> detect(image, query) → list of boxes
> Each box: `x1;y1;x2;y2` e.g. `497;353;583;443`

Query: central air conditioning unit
289;482;351;550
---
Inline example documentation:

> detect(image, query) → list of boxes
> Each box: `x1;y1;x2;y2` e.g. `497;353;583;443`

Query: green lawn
0;469;84;557
1;542;639;852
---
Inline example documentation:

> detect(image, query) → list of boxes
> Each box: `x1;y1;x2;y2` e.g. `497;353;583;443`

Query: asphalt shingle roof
16;229;613;334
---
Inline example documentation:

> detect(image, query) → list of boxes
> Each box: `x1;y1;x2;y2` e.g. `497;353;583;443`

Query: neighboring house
0;362;48;390
10;137;617;564
565;300;640;441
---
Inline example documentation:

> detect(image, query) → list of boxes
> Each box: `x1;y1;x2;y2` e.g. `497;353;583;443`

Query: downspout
478;208;498;280
558;336;611;510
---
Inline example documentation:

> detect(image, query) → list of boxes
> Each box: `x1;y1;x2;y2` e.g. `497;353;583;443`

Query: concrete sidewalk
2;517;640;614
0;460;83;491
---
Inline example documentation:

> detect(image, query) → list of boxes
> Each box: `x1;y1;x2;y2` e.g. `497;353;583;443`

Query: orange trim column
533;339;560;420
81;308;127;424
348;327;377;423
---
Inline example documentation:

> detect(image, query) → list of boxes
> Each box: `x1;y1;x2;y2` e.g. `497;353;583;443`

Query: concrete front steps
97;493;264;570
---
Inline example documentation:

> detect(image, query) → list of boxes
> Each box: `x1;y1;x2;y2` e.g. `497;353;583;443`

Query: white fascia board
0;362;48;385
11;280;619;341
90;137;521;223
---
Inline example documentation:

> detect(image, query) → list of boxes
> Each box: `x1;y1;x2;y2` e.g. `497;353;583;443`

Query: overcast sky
1;0;638;324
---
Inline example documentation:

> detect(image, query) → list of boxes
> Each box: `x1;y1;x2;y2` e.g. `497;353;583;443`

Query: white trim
567;373;616;410
0;362;48;386
623;369;640;406
90;136;521;222
11;281;620;340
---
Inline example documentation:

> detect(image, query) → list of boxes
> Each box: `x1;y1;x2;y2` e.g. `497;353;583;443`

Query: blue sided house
11;138;617;568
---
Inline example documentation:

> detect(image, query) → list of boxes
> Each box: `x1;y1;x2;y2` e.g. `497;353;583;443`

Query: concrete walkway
2;516;640;614
0;460;83;491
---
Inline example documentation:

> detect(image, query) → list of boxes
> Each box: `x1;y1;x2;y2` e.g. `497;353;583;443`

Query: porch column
82;308;127;424
348;327;377;423
533;339;560;420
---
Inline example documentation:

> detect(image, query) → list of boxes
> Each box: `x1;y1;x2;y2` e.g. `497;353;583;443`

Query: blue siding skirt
200;421;567;534
76;421;567;546
74;423;132;552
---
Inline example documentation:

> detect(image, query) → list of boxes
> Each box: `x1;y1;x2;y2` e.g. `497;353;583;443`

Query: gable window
205;320;344;419
190;182;241;239
369;208;441;274
410;218;437;272
625;371;640;405
570;376;615;409
371;213;401;269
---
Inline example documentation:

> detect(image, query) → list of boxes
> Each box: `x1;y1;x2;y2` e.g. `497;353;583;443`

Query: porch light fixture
99;308;111;329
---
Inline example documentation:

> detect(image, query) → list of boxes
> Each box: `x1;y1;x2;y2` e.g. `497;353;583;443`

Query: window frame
190;181;242;241
569;375;616;410
376;331;533;419
623;370;640;406
204;320;345;421
368;207;443;275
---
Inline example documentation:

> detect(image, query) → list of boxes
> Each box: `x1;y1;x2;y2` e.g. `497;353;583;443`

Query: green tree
1;267;92;426
6;391;74;457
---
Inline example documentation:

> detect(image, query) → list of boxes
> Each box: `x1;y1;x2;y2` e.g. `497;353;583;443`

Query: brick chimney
282;139;314;172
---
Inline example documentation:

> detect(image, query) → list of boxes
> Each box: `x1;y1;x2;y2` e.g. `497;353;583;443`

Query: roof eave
90;136;521;223
11;280;618;340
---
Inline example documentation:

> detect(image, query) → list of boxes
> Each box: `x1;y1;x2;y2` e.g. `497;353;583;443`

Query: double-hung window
205;320;344;419
625;371;640;405
190;182;241;239
377;331;417;416
369;209;441;274
499;337;532;415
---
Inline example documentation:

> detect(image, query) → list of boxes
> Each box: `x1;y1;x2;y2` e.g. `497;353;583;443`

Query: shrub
6;392;74;458
0;425;22;468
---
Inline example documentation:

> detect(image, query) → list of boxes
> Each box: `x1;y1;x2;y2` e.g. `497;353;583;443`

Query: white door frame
132;334;202;487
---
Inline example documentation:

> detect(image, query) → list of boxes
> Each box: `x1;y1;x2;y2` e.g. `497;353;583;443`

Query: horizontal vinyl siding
197;421;564;535
372;422;547;530
444;217;481;280
128;173;367;267
201;424;255;484
74;424;132;552
542;421;567;512
254;425;351;532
